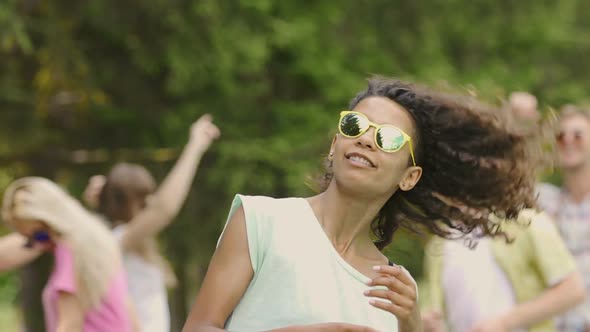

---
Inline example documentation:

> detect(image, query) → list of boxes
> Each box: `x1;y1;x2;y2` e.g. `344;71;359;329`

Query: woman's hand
189;114;220;156
364;265;421;332
83;175;106;209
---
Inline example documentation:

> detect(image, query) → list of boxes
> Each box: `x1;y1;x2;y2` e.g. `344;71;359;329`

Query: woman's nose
355;127;376;150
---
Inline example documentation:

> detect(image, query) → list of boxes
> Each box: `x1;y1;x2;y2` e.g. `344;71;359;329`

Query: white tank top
113;225;170;332
221;195;399;332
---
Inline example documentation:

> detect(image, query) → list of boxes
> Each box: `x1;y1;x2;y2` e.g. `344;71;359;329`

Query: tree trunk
19;153;59;331
19;253;51;332
169;260;188;332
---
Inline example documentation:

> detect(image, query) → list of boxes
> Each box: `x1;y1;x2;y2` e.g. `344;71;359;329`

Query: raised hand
189;114;221;155
83;175;106;209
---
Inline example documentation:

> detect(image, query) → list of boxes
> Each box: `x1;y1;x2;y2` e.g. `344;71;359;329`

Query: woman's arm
0;233;42;272
55;291;84;332
470;271;586;332
182;205;254;332
120;114;220;250
502;271;585;329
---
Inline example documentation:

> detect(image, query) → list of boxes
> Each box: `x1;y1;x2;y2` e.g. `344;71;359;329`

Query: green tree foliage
1;0;589;329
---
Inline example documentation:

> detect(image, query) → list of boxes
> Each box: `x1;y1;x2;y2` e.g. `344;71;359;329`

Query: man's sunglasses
338;111;416;166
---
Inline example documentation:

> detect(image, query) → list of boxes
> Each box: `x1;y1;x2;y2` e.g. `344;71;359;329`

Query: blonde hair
2;177;121;309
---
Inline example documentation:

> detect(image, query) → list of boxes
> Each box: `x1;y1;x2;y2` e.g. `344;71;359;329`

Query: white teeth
349;155;372;167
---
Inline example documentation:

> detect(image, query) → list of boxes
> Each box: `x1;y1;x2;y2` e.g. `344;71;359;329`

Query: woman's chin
333;177;383;197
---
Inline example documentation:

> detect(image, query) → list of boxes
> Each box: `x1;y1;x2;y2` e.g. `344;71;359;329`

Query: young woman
182;78;541;332
2;177;137;332
95;114;220;332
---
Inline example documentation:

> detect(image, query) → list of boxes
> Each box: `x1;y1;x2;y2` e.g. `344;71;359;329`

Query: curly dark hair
318;78;545;250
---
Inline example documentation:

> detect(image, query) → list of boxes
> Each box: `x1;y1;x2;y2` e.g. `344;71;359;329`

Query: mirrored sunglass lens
340;114;367;137
377;127;406;151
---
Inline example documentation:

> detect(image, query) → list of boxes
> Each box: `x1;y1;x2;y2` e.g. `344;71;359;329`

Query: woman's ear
328;134;338;159
399;166;422;191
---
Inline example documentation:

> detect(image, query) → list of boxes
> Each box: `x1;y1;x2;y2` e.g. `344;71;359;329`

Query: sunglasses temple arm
409;139;417;166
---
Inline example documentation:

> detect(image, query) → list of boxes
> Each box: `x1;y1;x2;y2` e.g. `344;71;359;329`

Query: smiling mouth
345;154;375;167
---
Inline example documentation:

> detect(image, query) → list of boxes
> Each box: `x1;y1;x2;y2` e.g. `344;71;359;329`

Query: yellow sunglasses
338;111;416;166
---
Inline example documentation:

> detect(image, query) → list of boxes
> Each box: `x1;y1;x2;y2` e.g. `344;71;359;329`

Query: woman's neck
307;184;389;258
563;164;590;203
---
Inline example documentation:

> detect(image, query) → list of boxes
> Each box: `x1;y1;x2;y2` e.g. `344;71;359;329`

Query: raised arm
0;233;42;272
120;114;220;250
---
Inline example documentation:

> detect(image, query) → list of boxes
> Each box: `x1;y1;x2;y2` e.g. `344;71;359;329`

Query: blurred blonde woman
2;177;137;332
